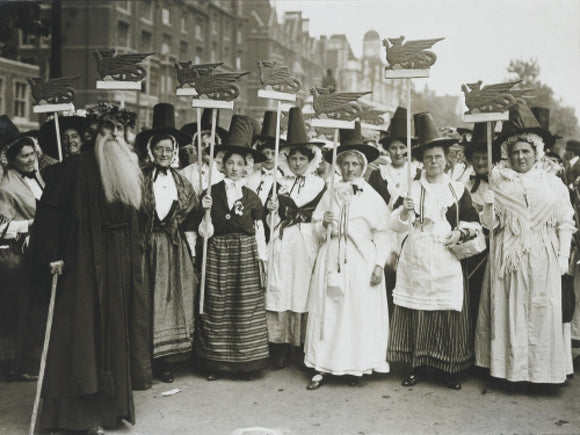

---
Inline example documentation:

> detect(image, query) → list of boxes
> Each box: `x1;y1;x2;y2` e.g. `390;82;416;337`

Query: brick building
0;57;40;131
16;0;247;131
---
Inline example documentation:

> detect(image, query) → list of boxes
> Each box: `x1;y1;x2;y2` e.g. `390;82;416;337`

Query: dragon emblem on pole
174;61;248;101
311;87;371;121
383;36;444;70
462;80;534;114
28;75;79;105
257;60;301;94
94;49;154;81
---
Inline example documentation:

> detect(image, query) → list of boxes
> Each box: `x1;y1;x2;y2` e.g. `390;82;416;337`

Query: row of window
0;79;30;118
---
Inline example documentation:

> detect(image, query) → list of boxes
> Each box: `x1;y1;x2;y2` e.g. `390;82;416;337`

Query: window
236;56;241;70
40;35;50;47
181;17;187;33
161;8;170;25
141;1;153;22
211;17;218;35
117;21;130;47
140;31;152;52
210;42;217;62
149;66;158;95
161;34;172;56
20;30;37;47
236;29;242;44
14;82;28;118
223;19;230;40
195;23;203;41
179;41;188;60
224;45;230;60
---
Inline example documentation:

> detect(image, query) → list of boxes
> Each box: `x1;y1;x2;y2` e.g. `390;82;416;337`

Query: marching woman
135;103;197;384
0;118;45;381
475;104;575;385
195;115;269;381
387;113;481;390
265;107;326;370
304;122;392;389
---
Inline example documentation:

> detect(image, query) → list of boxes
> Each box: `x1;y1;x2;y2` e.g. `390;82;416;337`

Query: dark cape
30;152;150;430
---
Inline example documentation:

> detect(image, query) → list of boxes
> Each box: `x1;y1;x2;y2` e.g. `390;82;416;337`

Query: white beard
94;134;143;208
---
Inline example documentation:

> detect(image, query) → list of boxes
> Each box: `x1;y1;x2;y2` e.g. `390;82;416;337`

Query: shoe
207;373;220;381
444;374;462;390
270;344;288;371
159;370;174;383
241;371;260;381
306;373;327;390
402;373;418;387
346;375;361;387
87;426;105;435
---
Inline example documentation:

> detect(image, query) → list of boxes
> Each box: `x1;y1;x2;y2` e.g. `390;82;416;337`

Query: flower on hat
86;102;137;128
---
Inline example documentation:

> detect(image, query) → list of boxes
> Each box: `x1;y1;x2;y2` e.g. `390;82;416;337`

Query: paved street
1;363;579;434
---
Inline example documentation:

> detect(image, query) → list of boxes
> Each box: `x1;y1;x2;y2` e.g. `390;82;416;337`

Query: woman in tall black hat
460;122;500;336
368;107;421;314
304;122;391;389
476;103;575;384
195;115;269;381
180;109;227;195
264;107;326;370
387;112;481;390
0;116;45;381
138;103;197;384
245;111;287;205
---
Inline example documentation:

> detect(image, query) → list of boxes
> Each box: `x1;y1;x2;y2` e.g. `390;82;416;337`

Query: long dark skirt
195;234;269;374
41;228;134;431
387;278;473;374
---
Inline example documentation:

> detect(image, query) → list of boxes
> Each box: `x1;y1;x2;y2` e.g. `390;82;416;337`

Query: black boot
269;343;288;370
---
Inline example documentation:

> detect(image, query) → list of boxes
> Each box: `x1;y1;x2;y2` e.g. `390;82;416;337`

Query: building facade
0;57;40;131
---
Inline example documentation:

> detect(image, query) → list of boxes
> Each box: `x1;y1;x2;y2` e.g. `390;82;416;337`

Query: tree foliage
508;58;578;139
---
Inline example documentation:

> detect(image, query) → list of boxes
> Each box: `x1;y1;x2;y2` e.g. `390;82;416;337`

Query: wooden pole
29;273;58;435
53;113;63;162
406;79;413;232
321;128;339;340
486;121;494;283
270;100;282;230
199;109;218;315
196;107;203;193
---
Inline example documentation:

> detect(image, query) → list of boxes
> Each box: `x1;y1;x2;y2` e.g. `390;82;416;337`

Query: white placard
384;69;430;79
96;80;141;90
311;118;355;129
191;99;234;109
33;103;75;113
257;89;297;102
176;88;198;96
464;112;509;123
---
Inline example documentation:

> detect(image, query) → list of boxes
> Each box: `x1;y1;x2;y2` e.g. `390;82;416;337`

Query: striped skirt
387;281;473;374
195;234;269;373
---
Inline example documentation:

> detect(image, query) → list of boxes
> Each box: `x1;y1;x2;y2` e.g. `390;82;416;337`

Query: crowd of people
0;98;579;433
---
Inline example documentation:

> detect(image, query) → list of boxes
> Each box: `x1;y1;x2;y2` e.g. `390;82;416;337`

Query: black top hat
180;108;228;145
253;111;287;150
463;122;501;163
216;115;266;163
493;103;552;147
325;121;379;163
283;107;324;148
38;115;87;159
135;103;192;156
379;107;416;147
531;106;561;148
415;113;457;157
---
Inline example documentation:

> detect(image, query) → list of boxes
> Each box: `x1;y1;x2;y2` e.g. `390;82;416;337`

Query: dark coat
31;152;149;403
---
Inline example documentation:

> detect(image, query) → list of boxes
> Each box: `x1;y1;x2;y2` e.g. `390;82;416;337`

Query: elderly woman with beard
476;104;575;385
32;113;146;433
387;113;481;391
304;123;392;390
136;103;197;384
0;120;45;381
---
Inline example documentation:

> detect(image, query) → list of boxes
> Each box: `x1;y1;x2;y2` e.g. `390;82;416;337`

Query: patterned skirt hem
387;350;473;373
195;355;269;374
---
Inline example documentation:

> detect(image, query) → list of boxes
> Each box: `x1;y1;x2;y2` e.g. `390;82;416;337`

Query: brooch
233;200;244;216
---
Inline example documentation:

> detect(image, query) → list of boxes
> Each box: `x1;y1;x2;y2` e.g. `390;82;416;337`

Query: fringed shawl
491;167;575;276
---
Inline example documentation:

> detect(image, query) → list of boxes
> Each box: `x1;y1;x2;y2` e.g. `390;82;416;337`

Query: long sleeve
388;206;414;233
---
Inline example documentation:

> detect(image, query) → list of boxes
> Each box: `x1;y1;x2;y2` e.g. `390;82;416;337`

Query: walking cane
199;109;218;315
29;272;58;435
